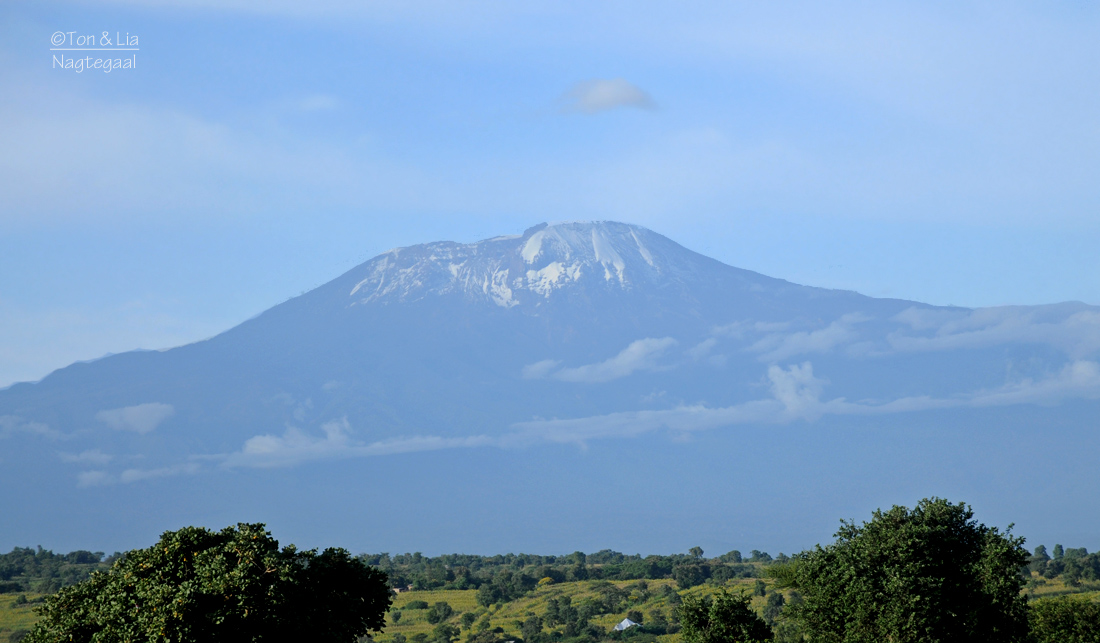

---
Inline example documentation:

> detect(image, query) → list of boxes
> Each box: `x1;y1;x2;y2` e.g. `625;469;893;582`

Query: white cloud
712;321;790;339
59;449;113;465
749;313;869;362
767;362;826;420
888;305;1100;359
96;403;174;434
0;415;60;440
521;359;561;379
510;360;1100;446
230;417;355;467
969;360;1100;407
76;471;112;488
76;462;200;487
297;94;341;112
80;359;1100;478
687;338;717;360
531;337;678;383
719;305;1100;364
565;79;655;114
509;362;824;445
119;463;201;483
221;417;496;468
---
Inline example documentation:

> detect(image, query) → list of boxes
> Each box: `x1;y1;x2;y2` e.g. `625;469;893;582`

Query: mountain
2;221;1099;556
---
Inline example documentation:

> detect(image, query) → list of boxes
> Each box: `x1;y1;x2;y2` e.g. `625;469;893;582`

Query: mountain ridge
2;220;1099;555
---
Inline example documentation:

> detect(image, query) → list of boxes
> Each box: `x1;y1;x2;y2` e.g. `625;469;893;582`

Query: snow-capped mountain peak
347;221;674;308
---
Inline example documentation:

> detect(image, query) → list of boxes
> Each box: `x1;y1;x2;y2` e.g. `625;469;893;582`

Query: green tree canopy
678;587;772;643
427;601;454;624
773;497;1029;643
1029;595;1100;643
25;523;391;643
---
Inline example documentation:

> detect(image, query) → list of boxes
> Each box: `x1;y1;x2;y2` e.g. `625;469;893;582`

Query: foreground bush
25;523;391;643
678;587;772;643
774;497;1030;643
1029;595;1100;643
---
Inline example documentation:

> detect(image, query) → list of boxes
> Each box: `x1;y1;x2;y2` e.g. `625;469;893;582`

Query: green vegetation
1029;595;1100;642
679;588;771;642
772;498;1031;642
382;576;790;643
21;523;390;643
363;549;763;595
0;593;46;642
0;548;116;595
5;499;1100;642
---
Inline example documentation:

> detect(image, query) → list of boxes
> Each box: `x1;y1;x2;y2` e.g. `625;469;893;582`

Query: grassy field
379;574;1100;643
380;576;783;643
1024;572;1100;601
0;594;45;641
2;572;1097;641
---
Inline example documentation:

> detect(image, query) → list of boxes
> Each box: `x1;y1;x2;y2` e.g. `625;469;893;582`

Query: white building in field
614;619;638;632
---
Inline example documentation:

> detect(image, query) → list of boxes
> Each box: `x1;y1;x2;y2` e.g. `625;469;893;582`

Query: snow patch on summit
526;262;583;296
591;228;626;283
487;270;517;308
522;231;546;264
346;222;676;308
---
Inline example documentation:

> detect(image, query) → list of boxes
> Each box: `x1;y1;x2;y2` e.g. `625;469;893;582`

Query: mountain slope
2;221;1099;555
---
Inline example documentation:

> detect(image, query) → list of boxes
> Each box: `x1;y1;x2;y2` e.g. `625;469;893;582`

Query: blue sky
3;0;1100;388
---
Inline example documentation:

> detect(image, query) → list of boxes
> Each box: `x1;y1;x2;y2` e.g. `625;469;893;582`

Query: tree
773;498;1029;643
521;616;543;643
476;584;500;607
1029;545;1051;574
721;550;743;564
674;564;709;589
690;547;705;560
1029;596;1100;643
24;523;391;643
648;608;669;632
428;602;455;624
466;632;499;643
679;588;772;643
762;592;785;627
433;623;461;643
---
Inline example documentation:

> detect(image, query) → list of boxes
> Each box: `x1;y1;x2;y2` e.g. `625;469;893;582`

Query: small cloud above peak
297;94;341;112
564;79;655;114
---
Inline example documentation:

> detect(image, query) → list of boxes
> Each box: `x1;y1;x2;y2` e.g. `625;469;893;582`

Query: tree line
359;548;782;596
0;547;119;595
10;498;1100;642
